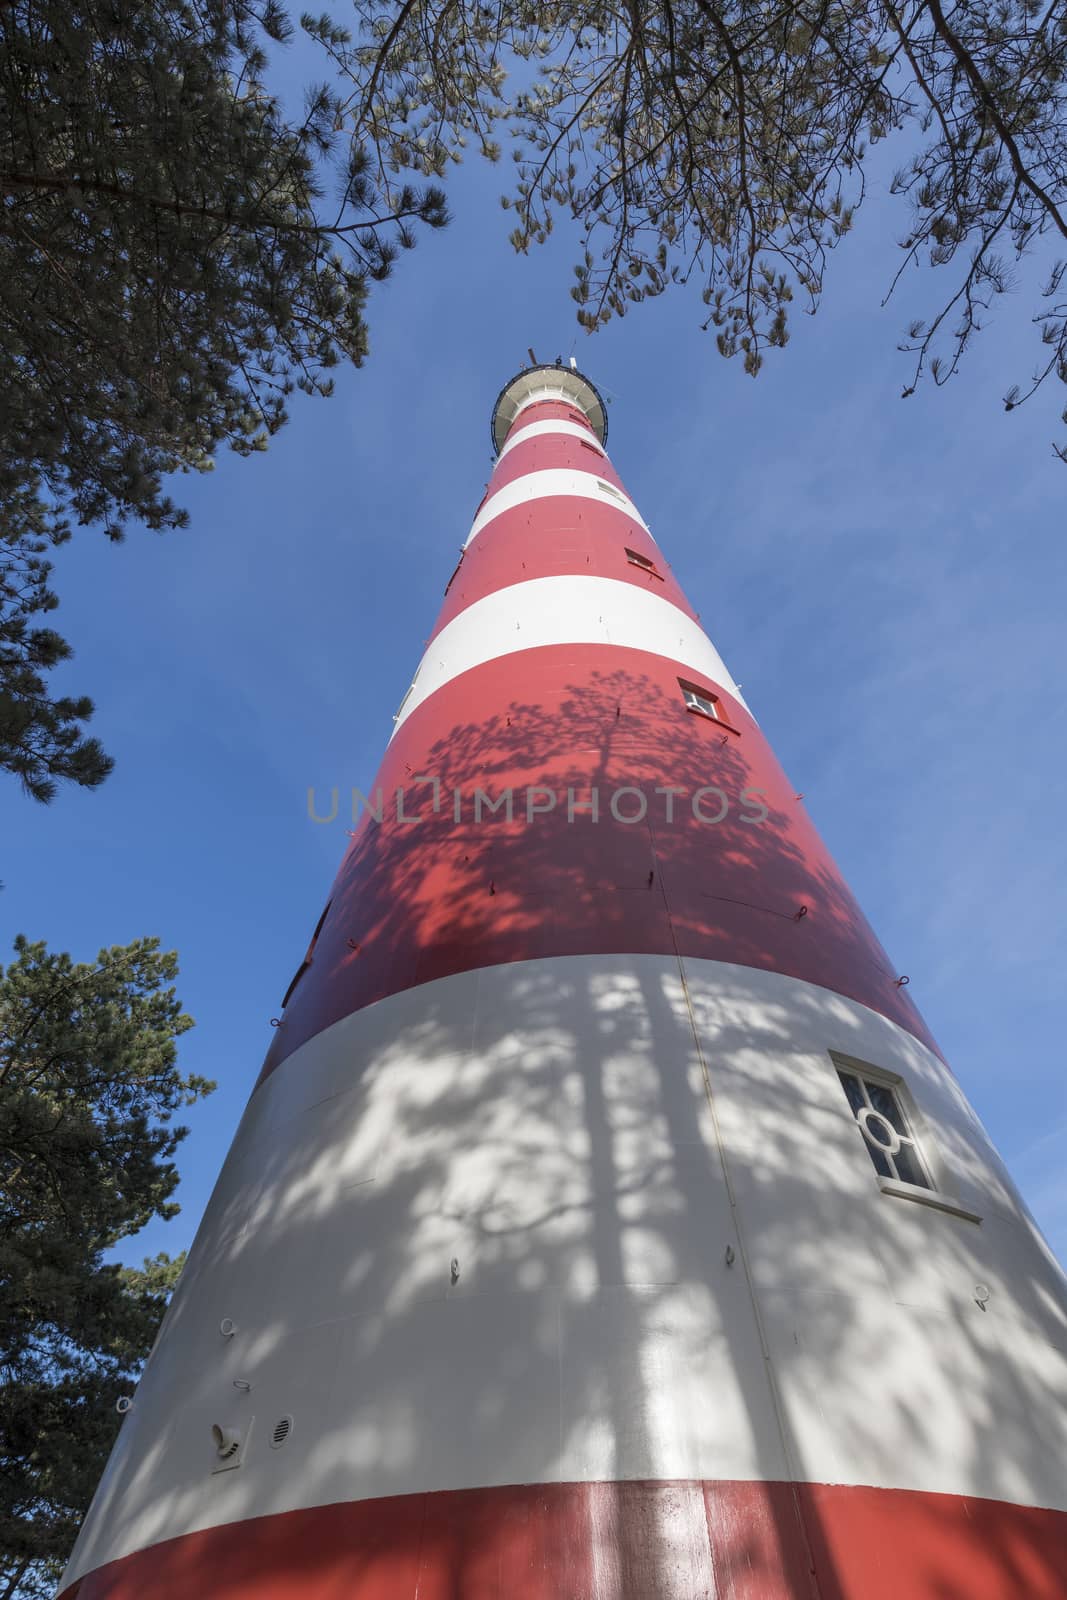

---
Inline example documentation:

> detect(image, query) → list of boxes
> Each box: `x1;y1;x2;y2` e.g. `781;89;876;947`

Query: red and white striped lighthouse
61;364;1067;1598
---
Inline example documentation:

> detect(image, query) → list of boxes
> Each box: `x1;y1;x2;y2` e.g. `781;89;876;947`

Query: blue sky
3;61;1066;1275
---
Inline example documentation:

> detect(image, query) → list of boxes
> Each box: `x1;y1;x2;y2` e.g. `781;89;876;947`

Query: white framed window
681;683;720;720
830;1051;981;1222
835;1060;932;1188
678;678;740;735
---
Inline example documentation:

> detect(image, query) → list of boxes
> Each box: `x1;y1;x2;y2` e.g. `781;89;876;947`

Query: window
393;666;420;722
625;547;664;580
579;438;604;455
678;678;740;735
596;478;626;502
830;1052;981;1222
679;680;720;720
282;900;332;1009
444;552;465;594
834;1060;932;1189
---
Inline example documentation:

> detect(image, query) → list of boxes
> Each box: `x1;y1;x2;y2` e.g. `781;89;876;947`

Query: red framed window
281;899;332;1009
678;678;740;734
625;547;664;580
444;551;465;594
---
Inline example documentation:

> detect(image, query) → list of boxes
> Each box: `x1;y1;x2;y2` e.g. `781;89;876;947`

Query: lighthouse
61;364;1067;1597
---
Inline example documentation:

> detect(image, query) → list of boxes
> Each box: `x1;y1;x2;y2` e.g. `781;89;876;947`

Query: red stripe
489;430;621;493
262;645;935;1080
60;1479;1067;1599
434;503;696;637
502;397;599;442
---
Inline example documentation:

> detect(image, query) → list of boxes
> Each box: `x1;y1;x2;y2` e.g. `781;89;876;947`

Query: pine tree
1;505;112;802
0;0;447;799
317;0;1067;457
0;936;213;1598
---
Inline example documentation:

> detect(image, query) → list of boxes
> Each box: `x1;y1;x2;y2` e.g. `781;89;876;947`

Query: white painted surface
392;575;742;734
508;384;589;423
63;956;1067;1586
492;369;607;453
465;468;651;547
497;418;607;461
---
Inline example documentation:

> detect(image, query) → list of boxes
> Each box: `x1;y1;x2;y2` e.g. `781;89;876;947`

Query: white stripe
392;575;742;734
60;954;1063;1585
493;376;605;454
465;468;651;548
497;418;607;462
508;384;590;425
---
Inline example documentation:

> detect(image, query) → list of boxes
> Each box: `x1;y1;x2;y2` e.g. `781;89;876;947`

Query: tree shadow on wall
270;658;936;1079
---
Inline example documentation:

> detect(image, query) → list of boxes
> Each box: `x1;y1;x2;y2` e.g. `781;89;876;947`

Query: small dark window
625;547;664;580
836;1066;933;1189
281;900;332;1009
579;438;603;454
444;551;464;594
597;478;626;502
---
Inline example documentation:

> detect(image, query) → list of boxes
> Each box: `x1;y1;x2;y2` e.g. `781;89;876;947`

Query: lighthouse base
61;1478;1067;1599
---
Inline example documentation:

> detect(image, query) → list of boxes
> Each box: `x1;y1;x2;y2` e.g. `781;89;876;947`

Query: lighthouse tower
62;366;1067;1598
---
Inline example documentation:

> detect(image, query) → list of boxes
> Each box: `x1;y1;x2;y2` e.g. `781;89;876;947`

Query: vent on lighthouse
270;1414;293;1449
597;478;626;502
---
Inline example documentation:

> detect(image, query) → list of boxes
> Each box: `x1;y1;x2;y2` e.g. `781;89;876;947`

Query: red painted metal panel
502;398;600;444
489;431;623;494
433;503;696;637
262;644;935;1082
61;1479;1067;1599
